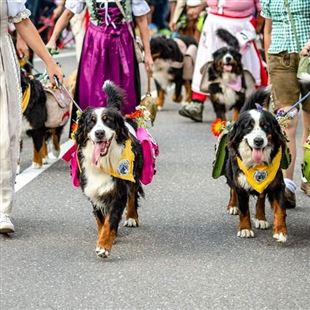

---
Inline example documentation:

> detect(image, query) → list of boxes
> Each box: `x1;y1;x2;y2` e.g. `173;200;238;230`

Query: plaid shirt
261;0;310;54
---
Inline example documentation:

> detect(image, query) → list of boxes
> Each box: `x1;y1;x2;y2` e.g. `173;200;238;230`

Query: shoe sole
178;110;203;122
0;227;15;234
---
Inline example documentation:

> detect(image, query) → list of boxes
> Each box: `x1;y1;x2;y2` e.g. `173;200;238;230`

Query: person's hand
187;6;201;21
144;52;153;74
301;40;310;56
46;61;64;86
169;20;176;31
16;35;29;58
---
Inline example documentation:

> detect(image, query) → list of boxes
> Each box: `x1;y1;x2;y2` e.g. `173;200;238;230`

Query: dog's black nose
224;55;232;63
254;137;264;147
95;130;105;140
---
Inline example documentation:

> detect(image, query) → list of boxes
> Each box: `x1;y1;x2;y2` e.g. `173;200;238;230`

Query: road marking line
15;140;74;192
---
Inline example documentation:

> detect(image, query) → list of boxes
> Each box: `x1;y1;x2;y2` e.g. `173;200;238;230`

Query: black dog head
150;36;183;62
75;81;129;147
228;88;286;164
212;47;243;76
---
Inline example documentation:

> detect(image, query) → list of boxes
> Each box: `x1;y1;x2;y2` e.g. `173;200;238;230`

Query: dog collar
236;148;282;193
22;84;31;113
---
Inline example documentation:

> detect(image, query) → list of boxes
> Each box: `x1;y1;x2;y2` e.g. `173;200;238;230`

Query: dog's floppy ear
227;118;244;154
114;113;129;144
75;108;91;145
103;80;125;111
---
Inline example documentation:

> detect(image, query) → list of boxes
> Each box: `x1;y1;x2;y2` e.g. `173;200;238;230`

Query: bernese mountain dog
20;71;64;169
75;81;144;258
150;35;197;109
225;88;288;242
203;29;256;121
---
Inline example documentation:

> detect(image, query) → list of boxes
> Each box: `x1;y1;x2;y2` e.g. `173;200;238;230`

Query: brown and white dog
150;35;197;109
75;81;144;258
203;29;256;121
19;71;64;171
225;88;288;242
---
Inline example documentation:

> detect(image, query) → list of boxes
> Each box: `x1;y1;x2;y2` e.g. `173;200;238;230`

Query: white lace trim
8;8;31;24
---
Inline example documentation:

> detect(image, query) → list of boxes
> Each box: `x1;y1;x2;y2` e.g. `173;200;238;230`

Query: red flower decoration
211;119;227;137
125;110;143;119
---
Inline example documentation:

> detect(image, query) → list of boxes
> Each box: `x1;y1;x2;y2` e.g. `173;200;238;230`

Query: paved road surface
1;50;310;310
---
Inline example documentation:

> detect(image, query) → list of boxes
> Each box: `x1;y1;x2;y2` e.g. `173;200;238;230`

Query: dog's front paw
253;218;270;230
96;247;110;258
42;157;49;164
52;148;60;159
273;233;287;243
32;162;42;169
237;229;254;238
227;206;238;215
124;218;139;227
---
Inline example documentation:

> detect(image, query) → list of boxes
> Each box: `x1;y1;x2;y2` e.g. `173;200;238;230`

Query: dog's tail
241;87;271;113
216;29;240;50
103;80;125;110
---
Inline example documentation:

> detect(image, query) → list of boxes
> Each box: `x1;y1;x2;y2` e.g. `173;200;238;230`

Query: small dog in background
19;71;65;170
200;29;256;121
225;88;288;242
150;35;197;109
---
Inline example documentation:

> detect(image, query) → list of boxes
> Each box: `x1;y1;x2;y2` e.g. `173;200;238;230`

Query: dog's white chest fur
81;140;124;207
217;73;239;107
153;59;173;90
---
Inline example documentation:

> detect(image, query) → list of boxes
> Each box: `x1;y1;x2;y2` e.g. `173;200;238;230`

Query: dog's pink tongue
224;64;233;72
92;142;106;165
252;148;264;164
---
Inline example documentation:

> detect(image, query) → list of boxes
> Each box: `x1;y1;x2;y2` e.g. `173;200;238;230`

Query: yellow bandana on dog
102;139;135;183
236;148;282;193
22;84;31;113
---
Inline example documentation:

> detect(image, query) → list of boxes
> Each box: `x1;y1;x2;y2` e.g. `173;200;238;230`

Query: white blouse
65;0;150;17
7;0;31;23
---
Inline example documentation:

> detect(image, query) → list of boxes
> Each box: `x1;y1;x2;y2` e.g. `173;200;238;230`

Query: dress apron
70;6;140;135
0;1;22;215
192;12;266;95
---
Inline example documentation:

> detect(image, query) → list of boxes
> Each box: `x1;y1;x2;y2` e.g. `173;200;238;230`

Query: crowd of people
0;0;309;234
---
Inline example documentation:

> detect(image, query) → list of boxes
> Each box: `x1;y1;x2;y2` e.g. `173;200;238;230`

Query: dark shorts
268;52;310;113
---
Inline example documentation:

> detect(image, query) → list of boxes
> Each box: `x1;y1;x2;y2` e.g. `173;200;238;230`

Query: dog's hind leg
172;80;183;103
227;188;238;215
231;108;240;123
155;81;165;110
50;126;64;158
237;190;254;238
253;194;270;230
124;188;139;227
30;129;45;168
184;80;192;103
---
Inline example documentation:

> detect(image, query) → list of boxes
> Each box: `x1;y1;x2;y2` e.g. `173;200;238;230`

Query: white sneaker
0;214;15;234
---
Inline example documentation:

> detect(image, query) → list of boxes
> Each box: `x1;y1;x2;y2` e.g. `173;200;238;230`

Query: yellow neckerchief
236;148;282;194
21;84;31;113
100;139;135;183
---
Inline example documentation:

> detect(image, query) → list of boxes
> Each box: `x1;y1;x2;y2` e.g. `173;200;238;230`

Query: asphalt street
1;50;310;310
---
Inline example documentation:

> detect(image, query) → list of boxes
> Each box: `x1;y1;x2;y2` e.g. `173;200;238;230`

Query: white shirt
65;0;150;17
7;0;30;23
